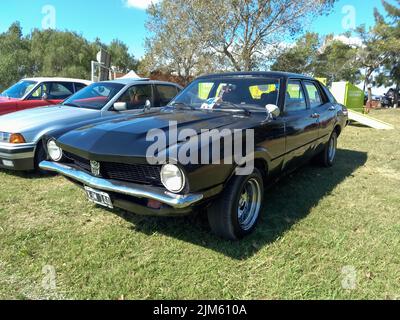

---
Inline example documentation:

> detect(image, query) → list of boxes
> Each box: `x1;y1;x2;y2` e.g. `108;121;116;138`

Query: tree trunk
365;69;373;113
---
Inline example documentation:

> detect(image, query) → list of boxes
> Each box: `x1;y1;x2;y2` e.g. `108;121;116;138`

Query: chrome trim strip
39;161;204;209
0;142;36;152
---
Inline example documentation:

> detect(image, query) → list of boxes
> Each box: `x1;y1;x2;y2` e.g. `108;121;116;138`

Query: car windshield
170;77;280;111
0;80;37;99
62;82;125;110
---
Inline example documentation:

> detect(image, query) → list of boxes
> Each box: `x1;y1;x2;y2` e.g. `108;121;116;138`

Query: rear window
156;85;179;106
48;82;74;99
74;82;87;93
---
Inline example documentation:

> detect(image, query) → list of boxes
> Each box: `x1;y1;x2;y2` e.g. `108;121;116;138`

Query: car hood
58;109;255;160
0;105;98;133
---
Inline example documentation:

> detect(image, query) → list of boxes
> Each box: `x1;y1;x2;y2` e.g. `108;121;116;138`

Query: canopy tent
116;70;141;79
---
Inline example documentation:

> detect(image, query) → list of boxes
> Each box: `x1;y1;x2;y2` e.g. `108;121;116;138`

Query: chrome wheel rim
328;134;337;162
237;178;262;231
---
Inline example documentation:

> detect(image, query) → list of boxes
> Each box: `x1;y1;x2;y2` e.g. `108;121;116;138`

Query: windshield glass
62;82;125;110
171;77;280;110
0;80;37;99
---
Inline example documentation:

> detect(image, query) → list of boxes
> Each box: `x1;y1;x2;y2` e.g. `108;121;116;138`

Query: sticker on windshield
201;98;218;110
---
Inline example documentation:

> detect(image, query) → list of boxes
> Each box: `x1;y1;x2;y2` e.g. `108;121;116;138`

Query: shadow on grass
110;149;368;260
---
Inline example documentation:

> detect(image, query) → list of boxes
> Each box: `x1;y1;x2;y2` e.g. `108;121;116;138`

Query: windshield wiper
217;101;251;116
170;102;196;111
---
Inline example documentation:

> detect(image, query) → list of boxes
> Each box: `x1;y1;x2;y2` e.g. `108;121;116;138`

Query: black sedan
40;72;348;240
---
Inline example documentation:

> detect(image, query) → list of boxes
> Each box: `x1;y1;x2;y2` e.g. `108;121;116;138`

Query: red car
0;78;92;116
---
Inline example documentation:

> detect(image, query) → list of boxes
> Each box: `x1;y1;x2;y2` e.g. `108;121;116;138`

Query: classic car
0;78;182;171
40;72;348;240
0;77;92;116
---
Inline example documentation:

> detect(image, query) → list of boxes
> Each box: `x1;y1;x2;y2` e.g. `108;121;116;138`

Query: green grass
0;109;400;300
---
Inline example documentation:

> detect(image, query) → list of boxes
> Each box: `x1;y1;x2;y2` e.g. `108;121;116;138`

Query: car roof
101;78;182;87
23;77;92;85
197;71;315;81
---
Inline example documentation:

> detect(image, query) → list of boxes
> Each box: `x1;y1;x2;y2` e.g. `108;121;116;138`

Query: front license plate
84;186;113;209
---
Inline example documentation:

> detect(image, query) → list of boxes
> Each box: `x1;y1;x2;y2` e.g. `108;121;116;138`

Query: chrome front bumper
39;161;205;209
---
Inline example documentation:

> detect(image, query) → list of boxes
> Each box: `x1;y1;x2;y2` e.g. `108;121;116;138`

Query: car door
282;79;319;170
304;81;336;144
0;100;17;115
154;84;180;108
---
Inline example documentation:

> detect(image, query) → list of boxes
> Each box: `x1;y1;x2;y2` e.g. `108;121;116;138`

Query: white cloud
123;0;160;10
333;35;363;47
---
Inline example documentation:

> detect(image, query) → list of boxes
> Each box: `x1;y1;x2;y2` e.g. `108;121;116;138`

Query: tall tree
271;33;321;75
140;0;218;84
108;39;139;72
374;0;400;107
29;29;94;79
0;22;139;90
0;22;32;90
314;36;361;84
271;33;361;84
144;0;336;75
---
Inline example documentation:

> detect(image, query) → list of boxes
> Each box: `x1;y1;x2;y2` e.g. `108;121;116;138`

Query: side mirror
144;99;151;111
113;102;127;111
265;104;280;118
42;93;48;101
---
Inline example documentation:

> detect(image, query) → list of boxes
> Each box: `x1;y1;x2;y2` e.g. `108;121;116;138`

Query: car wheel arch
334;124;342;137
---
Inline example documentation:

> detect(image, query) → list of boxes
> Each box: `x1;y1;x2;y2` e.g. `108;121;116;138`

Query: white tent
117;70;141;79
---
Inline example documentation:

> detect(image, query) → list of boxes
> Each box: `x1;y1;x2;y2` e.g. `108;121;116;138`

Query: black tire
207;168;264;240
34;143;50;175
317;131;338;167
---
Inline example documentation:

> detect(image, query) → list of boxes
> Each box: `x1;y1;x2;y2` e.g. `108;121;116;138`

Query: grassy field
0;109;399;300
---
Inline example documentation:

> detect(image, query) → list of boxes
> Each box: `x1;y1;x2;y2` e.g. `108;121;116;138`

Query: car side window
29;83;48;100
48;82;74;100
156;85;179;107
117;85;152;110
285;80;307;112
304;82;323;108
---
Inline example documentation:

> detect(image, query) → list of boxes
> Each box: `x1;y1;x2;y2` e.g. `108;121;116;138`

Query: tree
271;32;361;85
108;39;139;72
314;36;361;84
271;33;321;75
140;0;218;84
29;29;94;79
374;0;400;107
0;22;139;90
144;0;336;75
0;22;32;90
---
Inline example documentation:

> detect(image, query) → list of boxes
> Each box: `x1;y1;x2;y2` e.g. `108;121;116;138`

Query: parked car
379;88;399;108
0;78;182;172
40;72;348;240
0;78;92;116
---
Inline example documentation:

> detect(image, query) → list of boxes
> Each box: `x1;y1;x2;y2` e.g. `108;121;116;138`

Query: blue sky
0;0;390;58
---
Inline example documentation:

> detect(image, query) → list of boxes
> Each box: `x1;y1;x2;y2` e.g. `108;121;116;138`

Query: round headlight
160;164;185;193
47;139;63;162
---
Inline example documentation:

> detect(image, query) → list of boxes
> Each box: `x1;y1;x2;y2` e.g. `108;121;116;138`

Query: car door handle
328;106;336;111
311;113;320;119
